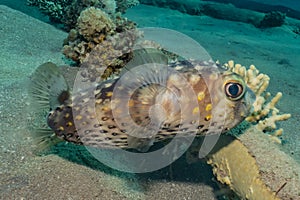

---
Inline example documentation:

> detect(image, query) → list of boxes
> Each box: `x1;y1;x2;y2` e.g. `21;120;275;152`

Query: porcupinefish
29;49;255;152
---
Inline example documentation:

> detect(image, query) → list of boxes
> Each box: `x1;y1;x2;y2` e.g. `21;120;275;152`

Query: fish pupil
225;82;244;100
229;84;239;96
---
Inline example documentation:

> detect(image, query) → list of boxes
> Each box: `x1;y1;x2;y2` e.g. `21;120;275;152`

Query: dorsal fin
121;48;168;75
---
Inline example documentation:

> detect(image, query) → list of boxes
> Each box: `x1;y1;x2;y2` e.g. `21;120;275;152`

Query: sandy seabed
0;3;300;200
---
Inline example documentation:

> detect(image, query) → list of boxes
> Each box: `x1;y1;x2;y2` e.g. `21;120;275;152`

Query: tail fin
30;128;63;154
28;62;69;153
28;62;70;111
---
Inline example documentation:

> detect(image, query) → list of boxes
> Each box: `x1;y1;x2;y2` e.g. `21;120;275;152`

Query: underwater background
0;0;300;199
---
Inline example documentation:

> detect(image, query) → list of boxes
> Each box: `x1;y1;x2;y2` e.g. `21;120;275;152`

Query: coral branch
223;61;291;136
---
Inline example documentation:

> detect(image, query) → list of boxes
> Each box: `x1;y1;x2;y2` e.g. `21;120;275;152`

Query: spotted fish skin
46;59;255;150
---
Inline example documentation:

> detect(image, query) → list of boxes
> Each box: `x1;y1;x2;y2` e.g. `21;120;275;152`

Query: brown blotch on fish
108;125;117;129
99;129;109;133
101;117;109;121
93;123;102;128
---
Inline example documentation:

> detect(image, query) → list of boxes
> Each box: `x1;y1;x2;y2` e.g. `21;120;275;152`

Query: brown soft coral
79;29;141;82
77;7;115;41
63;6;136;63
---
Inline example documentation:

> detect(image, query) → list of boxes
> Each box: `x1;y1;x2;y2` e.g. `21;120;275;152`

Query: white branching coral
223;60;291;140
224;60;270;96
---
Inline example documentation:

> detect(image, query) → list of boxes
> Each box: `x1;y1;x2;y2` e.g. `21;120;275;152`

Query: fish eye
224;81;245;100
